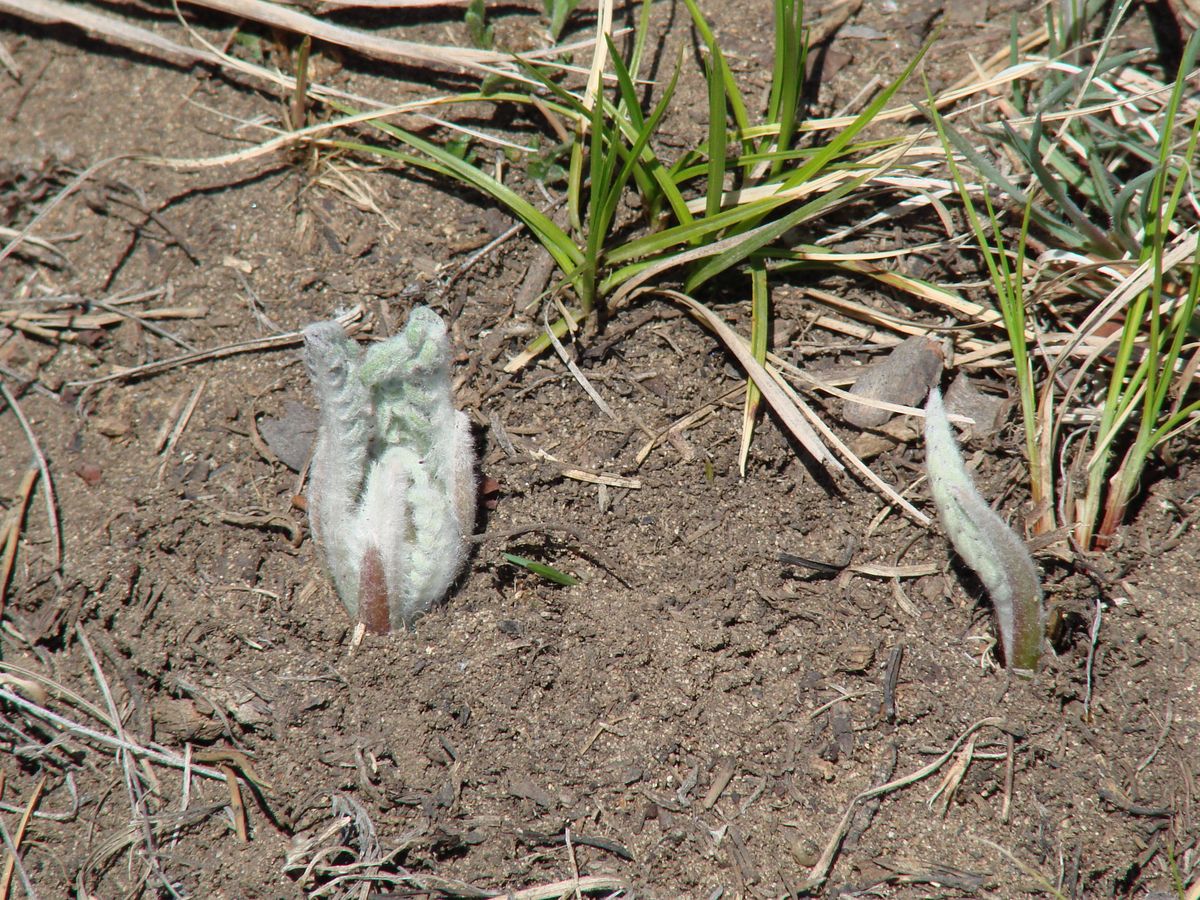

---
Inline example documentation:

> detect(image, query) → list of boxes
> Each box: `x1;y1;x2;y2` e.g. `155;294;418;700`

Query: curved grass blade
681;163;877;291
680;0;751;140
659;289;840;472
331;120;581;275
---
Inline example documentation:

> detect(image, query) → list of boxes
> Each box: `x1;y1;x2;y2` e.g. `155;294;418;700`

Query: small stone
790;837;820;867
844;336;944;428
152;698;223;744
258;400;319;472
74;462;103;486
944;373;1010;438
836;644;874;674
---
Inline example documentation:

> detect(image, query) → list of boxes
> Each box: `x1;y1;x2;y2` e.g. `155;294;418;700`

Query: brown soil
1;1;1197;898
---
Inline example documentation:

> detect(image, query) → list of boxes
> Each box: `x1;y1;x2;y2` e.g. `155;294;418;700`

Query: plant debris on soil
1;0;1198;897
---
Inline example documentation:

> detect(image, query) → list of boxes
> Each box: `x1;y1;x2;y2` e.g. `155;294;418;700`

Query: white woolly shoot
303;307;477;633
924;387;1044;672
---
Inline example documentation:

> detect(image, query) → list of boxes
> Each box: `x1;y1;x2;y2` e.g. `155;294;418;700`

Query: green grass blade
502;553;580;585
328;137;580;274
516;50;693;230
926;87;1054;531
769;0;805;176
625;0;654;83
607;33;645;131
682;165;875;290
704;43;730;222
588;42;682;270
680;0;752;140
777;36;930;193
603;192;792;266
767;0;790;124
568;122;586;233
1014;116;1121;257
588;76;607;222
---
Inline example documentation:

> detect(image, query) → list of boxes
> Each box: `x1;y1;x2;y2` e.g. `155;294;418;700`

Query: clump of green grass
930;5;1200;551
325;0;943;482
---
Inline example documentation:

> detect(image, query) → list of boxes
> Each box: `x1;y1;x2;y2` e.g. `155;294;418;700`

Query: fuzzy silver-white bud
303;308;476;633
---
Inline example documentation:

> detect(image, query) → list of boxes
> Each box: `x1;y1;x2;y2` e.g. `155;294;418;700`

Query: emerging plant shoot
924;387;1044;672
303;307;476;633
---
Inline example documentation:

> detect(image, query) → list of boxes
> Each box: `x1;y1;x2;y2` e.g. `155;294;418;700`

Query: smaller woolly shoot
925;388;1044;672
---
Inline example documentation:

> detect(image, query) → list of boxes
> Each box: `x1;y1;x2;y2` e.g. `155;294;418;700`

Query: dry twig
796;717;1013;892
0;383;61;574
0;774;44;900
67;305;366;387
0;468;39;615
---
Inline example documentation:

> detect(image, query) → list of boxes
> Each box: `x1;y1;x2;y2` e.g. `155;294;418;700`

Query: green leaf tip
502;553;580;586
924;387;1044;672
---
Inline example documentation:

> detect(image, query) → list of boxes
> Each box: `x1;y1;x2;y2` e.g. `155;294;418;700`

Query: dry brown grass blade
559;469;642;490
76;623;191;895
3;0;216;68
797;717;1010;892
0;774;45;900
192;749;275;794
803;284;997;339
220;764;249;841
181;0;512;73
543;306;620;423
0;153;130;269
0;467;39;615
580;0;614;113
155;378;207;483
943;25;1049;97
764;365;931;526
797;57;1051;133
0;665;249;890
82;803;227;888
0;685;227;780
0;383;62;574
66;304;367;388
4;0;518;75
2;0;436;126
766;352;973;428
686;140;943;213
926;735;977;816
0;306;203;334
1051;230;1198;384
0;226;66;266
658;290;841;473
147;99;459;171
637;290;936;523
635;384;744;466
0;38;18;78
